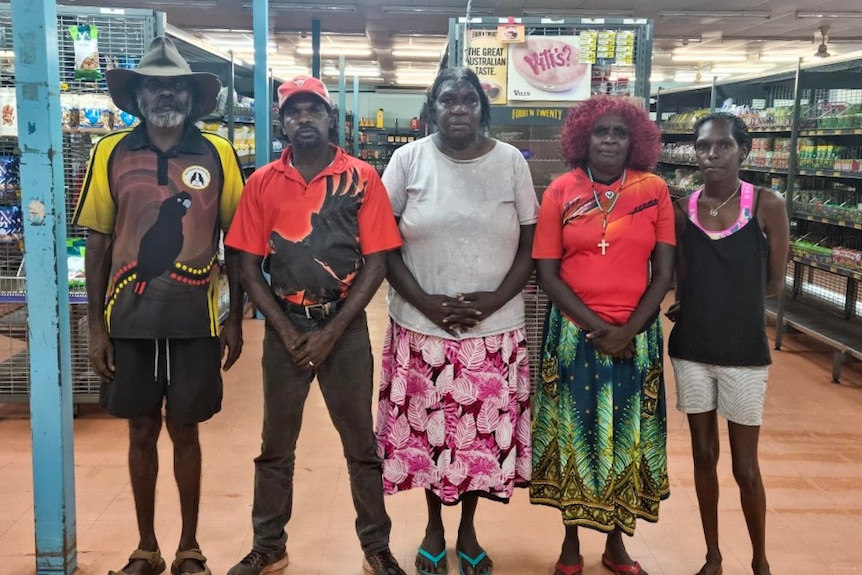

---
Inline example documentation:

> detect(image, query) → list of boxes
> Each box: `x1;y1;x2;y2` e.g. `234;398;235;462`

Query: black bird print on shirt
266;169;363;303
133;191;192;296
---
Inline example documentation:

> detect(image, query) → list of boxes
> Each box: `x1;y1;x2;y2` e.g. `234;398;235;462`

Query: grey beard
137;96;191;128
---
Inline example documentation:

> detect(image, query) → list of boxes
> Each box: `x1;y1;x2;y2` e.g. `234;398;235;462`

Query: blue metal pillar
338;55;346;148
353;75;360;156
10;0;77;573
253;0;269;168
312;18;321;79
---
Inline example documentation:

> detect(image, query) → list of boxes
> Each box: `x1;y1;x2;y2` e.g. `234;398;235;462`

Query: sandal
601;554;643;575
109;548;166;575
554;555;584;575
456;550;492;575
171;548;211;575
416;546;448;575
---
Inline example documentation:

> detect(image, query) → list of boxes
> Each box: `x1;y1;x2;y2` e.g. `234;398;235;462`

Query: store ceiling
59;0;862;90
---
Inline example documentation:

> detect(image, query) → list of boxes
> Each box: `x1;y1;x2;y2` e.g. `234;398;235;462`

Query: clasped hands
585;323;637;359
422;291;500;337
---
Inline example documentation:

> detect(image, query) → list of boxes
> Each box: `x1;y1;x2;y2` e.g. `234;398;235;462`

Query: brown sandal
171;548;212;575
109;548;166;575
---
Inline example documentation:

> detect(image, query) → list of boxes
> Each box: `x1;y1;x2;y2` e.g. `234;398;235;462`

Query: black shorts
100;337;222;424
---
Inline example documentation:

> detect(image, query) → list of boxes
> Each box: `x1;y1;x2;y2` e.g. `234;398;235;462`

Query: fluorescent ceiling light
797;11;862;19
391;49;443;58
241;2;356;11
296;47;372;57
381;5;494;15
672;54;748;62
710;66;775;74
146;0;217;5
522;9;634;17
759;54;804;62
323;66;380;76
660;10;771;19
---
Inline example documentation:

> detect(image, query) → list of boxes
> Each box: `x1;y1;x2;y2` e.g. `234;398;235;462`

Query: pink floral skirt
374;319;532;504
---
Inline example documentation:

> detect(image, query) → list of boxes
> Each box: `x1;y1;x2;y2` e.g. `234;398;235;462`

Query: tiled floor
1;290;861;575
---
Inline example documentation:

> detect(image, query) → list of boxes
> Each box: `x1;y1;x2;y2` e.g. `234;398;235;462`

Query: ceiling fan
815;25;831;58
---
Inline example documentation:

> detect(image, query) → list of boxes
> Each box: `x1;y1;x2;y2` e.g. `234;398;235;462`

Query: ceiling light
381;5;494;15
395;68;437;78
709;66;775;74
797;11;862;19
672;54;748;62
673;72;700;82
296;47;372;57
660;10;771;19
323;66;380;77
240;2;356;11
143;0;217;5
759;54;804;63
521;9;635;17
391;49;443;58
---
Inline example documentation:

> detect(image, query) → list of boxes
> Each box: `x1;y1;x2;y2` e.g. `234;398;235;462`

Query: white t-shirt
383;135;539;339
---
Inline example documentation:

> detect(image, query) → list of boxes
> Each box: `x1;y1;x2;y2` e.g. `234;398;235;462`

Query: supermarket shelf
797;168;862;180
792;256;862;282
0;292;87;304
658;160;862;180
767;297;862;381
792;212;862;231
800;128;862;137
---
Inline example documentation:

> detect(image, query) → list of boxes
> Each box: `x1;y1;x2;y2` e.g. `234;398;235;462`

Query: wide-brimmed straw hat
106;36;221;120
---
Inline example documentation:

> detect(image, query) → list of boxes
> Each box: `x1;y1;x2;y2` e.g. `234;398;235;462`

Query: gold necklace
587;167;626;256
703;180;741;217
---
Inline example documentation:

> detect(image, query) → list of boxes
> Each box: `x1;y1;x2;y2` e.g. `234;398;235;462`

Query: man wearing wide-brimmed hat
225;75;406;575
73;36;246;575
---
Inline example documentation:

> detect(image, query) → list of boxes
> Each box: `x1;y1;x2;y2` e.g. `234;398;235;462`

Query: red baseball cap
277;75;332;110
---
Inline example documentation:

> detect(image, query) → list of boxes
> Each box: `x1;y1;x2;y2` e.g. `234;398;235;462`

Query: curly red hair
560;96;661;171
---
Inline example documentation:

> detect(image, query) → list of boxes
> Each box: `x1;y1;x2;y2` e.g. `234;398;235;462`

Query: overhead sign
507;35;592;102
466;29;508;105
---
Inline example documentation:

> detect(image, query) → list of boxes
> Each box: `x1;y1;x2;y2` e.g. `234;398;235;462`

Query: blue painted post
312;19;321;79
353;75;360;156
338;55;346;149
10;0;77;573
253;0;269;168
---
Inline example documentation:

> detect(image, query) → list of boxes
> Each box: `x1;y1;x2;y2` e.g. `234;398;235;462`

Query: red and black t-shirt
225;145;402;305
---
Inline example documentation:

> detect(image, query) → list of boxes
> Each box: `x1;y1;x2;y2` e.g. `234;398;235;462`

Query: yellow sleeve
204;132;246;232
72;131;127;234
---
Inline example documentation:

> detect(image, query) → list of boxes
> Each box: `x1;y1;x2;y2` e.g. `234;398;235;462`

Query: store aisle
1;289;861;575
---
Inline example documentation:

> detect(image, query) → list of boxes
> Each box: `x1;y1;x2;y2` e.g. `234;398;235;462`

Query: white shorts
671;358;769;426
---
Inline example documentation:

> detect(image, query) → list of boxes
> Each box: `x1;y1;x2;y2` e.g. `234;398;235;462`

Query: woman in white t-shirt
374;67;538;575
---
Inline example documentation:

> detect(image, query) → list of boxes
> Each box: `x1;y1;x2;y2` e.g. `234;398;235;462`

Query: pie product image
511;37;589;93
481;81;502;100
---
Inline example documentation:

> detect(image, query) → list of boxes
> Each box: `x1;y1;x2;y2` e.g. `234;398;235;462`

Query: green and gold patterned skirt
530;304;669;534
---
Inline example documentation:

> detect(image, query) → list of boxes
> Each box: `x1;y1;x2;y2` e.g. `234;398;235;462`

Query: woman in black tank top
666;112;790;575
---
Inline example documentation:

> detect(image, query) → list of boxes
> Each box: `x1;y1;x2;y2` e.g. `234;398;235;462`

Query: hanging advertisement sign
507;35;592;102
497;22;525;44
465;29;508;105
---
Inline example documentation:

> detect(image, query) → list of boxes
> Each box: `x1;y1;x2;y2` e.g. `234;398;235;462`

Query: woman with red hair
530;96;675;575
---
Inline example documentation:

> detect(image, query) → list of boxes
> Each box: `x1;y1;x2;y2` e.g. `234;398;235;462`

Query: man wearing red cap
225;75;406;575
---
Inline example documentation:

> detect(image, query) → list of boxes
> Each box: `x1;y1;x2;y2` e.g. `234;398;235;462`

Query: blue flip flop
416;546;448;575
456;550;492;575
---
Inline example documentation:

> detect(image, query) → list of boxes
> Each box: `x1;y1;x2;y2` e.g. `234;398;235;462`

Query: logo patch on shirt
182;166;211;190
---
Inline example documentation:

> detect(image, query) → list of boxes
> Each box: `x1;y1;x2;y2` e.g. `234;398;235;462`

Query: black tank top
668;192;771;366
